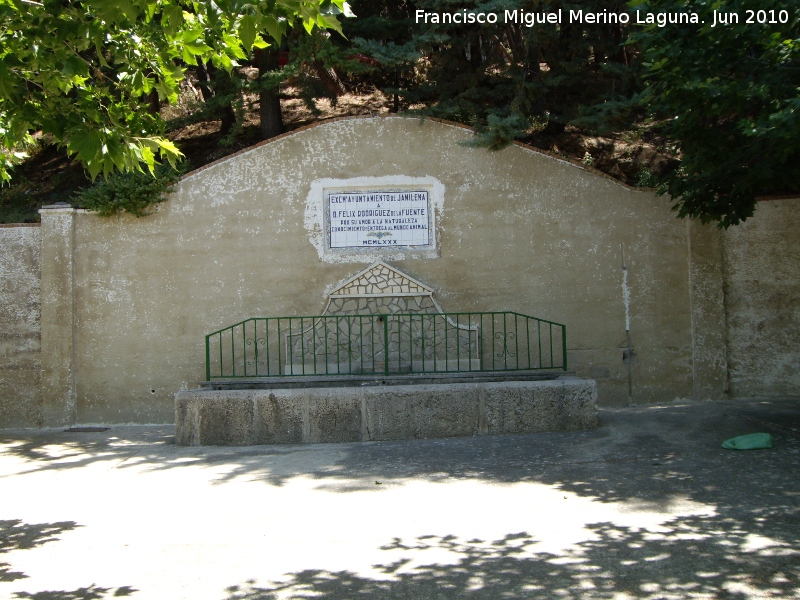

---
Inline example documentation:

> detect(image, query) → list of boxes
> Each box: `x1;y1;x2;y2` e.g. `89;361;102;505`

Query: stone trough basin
175;371;598;446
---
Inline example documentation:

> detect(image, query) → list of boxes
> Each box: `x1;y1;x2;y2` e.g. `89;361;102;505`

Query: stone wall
37;117;705;424
723;198;800;398
0;225;42;427
0;117;797;428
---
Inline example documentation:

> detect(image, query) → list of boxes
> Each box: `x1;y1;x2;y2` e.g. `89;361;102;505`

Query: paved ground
0;398;798;599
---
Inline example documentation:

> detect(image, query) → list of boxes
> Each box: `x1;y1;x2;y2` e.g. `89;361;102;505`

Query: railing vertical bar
562;324;568;371
432;313;437;372
537;320;542;369
490;313;497;371
264;319;274;375
388;314;394;373
420;314;425;371
242;322;247;377
503;314;508;370
316;317;321;375
276;319;282;375
311;317;317;375
467;313;472;371
409;315;412;373
358;315;366;371
442;317;446;371
477;314;481;372
258;320;264;376
410;315;413;372
549;322;554;368
369;315;378;372
298;318;305;375
355;315;360;373
335;316;340;374
469;313;483;371
447;313;461;371
318;318;323;375
377;315;381;373
231;327;236;377
396;315;401;374
462;314;466;371
477;313;481;371
409;315;414;373
526;317;531;370
205;335;211;381
347;316;352;375
253;321;259;377
218;332;223;377
384;316;389;376
323;317;329;375
463;314;468;371
408;315;411;373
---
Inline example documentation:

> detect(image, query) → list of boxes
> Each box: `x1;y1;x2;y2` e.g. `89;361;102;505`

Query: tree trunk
219;104;236;135
256;47;284;140
392;71;400;113
314;61;347;98
147;89;160;115
195;58;214;102
200;61;237;135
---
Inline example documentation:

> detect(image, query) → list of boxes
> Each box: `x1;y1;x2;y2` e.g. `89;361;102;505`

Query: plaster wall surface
0;225;42;427
58;117;700;424
722;198;800;398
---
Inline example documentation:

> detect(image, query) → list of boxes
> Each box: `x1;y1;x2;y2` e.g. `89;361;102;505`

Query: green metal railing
205;312;567;379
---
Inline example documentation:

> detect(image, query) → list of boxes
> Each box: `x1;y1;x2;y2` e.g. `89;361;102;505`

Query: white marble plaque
328;191;430;248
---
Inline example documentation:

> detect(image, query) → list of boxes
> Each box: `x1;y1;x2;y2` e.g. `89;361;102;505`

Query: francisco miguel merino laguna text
415;8;707;27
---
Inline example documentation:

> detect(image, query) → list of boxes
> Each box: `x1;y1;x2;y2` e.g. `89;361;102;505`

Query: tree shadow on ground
0;401;800;486
207;401;799;598
0;402;798;598
12;585;136;600
0;400;797;495
0;520;136;599
0;520;79;583
0;429;178;479
0;403;798;528
225;515;800;599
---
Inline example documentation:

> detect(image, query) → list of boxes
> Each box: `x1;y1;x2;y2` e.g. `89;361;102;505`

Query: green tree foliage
0;0;348;182
632;0;800;227
347;0;643;145
191;26;365;143
344;1;423;112
273;29;367;114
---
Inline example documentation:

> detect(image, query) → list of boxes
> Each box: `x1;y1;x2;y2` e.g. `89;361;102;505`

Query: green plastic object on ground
722;433;773;450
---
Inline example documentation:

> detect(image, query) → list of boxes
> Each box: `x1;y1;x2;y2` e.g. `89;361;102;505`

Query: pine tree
344;1;423;112
346;0;644;145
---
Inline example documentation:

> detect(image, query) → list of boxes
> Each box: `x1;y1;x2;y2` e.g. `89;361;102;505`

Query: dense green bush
0;186;40;223
73;162;187;217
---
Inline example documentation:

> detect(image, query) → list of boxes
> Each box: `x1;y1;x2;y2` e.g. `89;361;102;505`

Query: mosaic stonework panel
331;262;432;297
327;296;437;316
